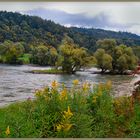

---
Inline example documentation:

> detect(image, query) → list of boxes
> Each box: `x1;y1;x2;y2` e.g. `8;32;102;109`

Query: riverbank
0;80;140;138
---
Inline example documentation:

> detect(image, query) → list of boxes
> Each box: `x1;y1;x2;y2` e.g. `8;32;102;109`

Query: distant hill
0;11;140;52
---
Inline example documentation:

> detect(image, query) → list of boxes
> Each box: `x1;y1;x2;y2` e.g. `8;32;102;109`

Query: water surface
0;64;138;106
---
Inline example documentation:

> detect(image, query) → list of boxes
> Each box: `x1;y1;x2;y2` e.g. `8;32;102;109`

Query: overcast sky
0;2;140;35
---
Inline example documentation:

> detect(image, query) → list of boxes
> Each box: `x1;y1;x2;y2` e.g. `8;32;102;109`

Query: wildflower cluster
2;79;138;138
56;106;73;132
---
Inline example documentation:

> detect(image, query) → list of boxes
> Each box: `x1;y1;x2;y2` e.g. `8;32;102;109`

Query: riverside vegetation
0;80;140;138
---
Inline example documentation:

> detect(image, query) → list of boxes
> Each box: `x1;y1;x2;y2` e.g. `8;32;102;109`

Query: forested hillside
1;11;140;52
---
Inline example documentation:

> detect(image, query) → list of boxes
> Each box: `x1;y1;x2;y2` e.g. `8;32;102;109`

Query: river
0;64;139;106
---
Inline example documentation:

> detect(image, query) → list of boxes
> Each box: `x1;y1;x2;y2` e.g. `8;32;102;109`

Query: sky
0;2;140;35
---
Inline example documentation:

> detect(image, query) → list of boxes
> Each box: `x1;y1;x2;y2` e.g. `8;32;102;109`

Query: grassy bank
0;80;140;138
30;68;65;74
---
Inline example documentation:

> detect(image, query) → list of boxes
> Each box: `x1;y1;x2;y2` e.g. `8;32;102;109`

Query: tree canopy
57;35;96;74
94;39;138;74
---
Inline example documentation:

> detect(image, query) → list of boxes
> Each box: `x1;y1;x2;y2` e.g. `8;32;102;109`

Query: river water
0;64;138;106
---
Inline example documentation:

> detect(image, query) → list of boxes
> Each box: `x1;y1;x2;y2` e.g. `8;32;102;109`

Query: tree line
0;36;138;74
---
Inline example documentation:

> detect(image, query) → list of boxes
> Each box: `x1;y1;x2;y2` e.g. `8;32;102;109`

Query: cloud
24;8;113;29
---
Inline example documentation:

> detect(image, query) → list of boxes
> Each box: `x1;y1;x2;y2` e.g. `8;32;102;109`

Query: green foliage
94;39;138;74
0;40;24;64
94;49;113;73
30;45;58;66
58;35;96;74
132;46;140;60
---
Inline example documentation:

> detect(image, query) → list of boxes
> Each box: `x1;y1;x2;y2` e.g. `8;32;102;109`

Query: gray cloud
23;8;125;29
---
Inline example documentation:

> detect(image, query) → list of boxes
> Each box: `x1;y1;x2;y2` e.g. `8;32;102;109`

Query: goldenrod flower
93;99;96;103
82;82;90;91
93;96;97;99
98;83;103;91
64;106;73;119
93;96;97;103
51;80;59;88
5;126;10;135
60;88;67;100
114;100;121;106
45;96;49;101
64;123;72;131
72;79;79;85
106;80;112;90
56;124;63;131
56;123;72;132
35;90;42;97
97;91;102;96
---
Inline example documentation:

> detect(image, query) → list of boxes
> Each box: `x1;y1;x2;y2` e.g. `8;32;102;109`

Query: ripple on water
0;64;138;106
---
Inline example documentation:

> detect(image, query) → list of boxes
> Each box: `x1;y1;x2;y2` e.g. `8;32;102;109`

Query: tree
96;39;116;55
94;41;138;74
0;40;24;64
115;45;138;73
30;44;58;66
94;49;112;73
58;35;95;74
48;47;58;66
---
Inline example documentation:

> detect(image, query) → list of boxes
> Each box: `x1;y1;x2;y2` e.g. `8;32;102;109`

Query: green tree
115;45;138;73
0;40;24;64
96;39;116;55
94;49;112;73
31;44;58;66
30;45;49;66
94;40;138;74
58;35;95;74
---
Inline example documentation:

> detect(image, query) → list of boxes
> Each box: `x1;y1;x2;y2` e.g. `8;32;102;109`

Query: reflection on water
0;64;137;106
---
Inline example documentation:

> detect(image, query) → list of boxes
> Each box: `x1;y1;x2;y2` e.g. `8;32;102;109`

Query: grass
0;80;140;138
30;68;65;74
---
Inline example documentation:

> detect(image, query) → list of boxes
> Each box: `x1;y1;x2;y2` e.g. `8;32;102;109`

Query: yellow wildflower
97;91;102;96
5;126;10;135
106;80;112;90
35;90;42;97
51;80;59;88
56;124;63;131
93;96;97;99
93;96;97;103
64;106;73;119
60;88;67;100
93;99;96;103
45;96;49;101
114;99;121;106
98;83;103;91
63;123;73;131
82;82;90;91
56;123;72;132
72;79;79;85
